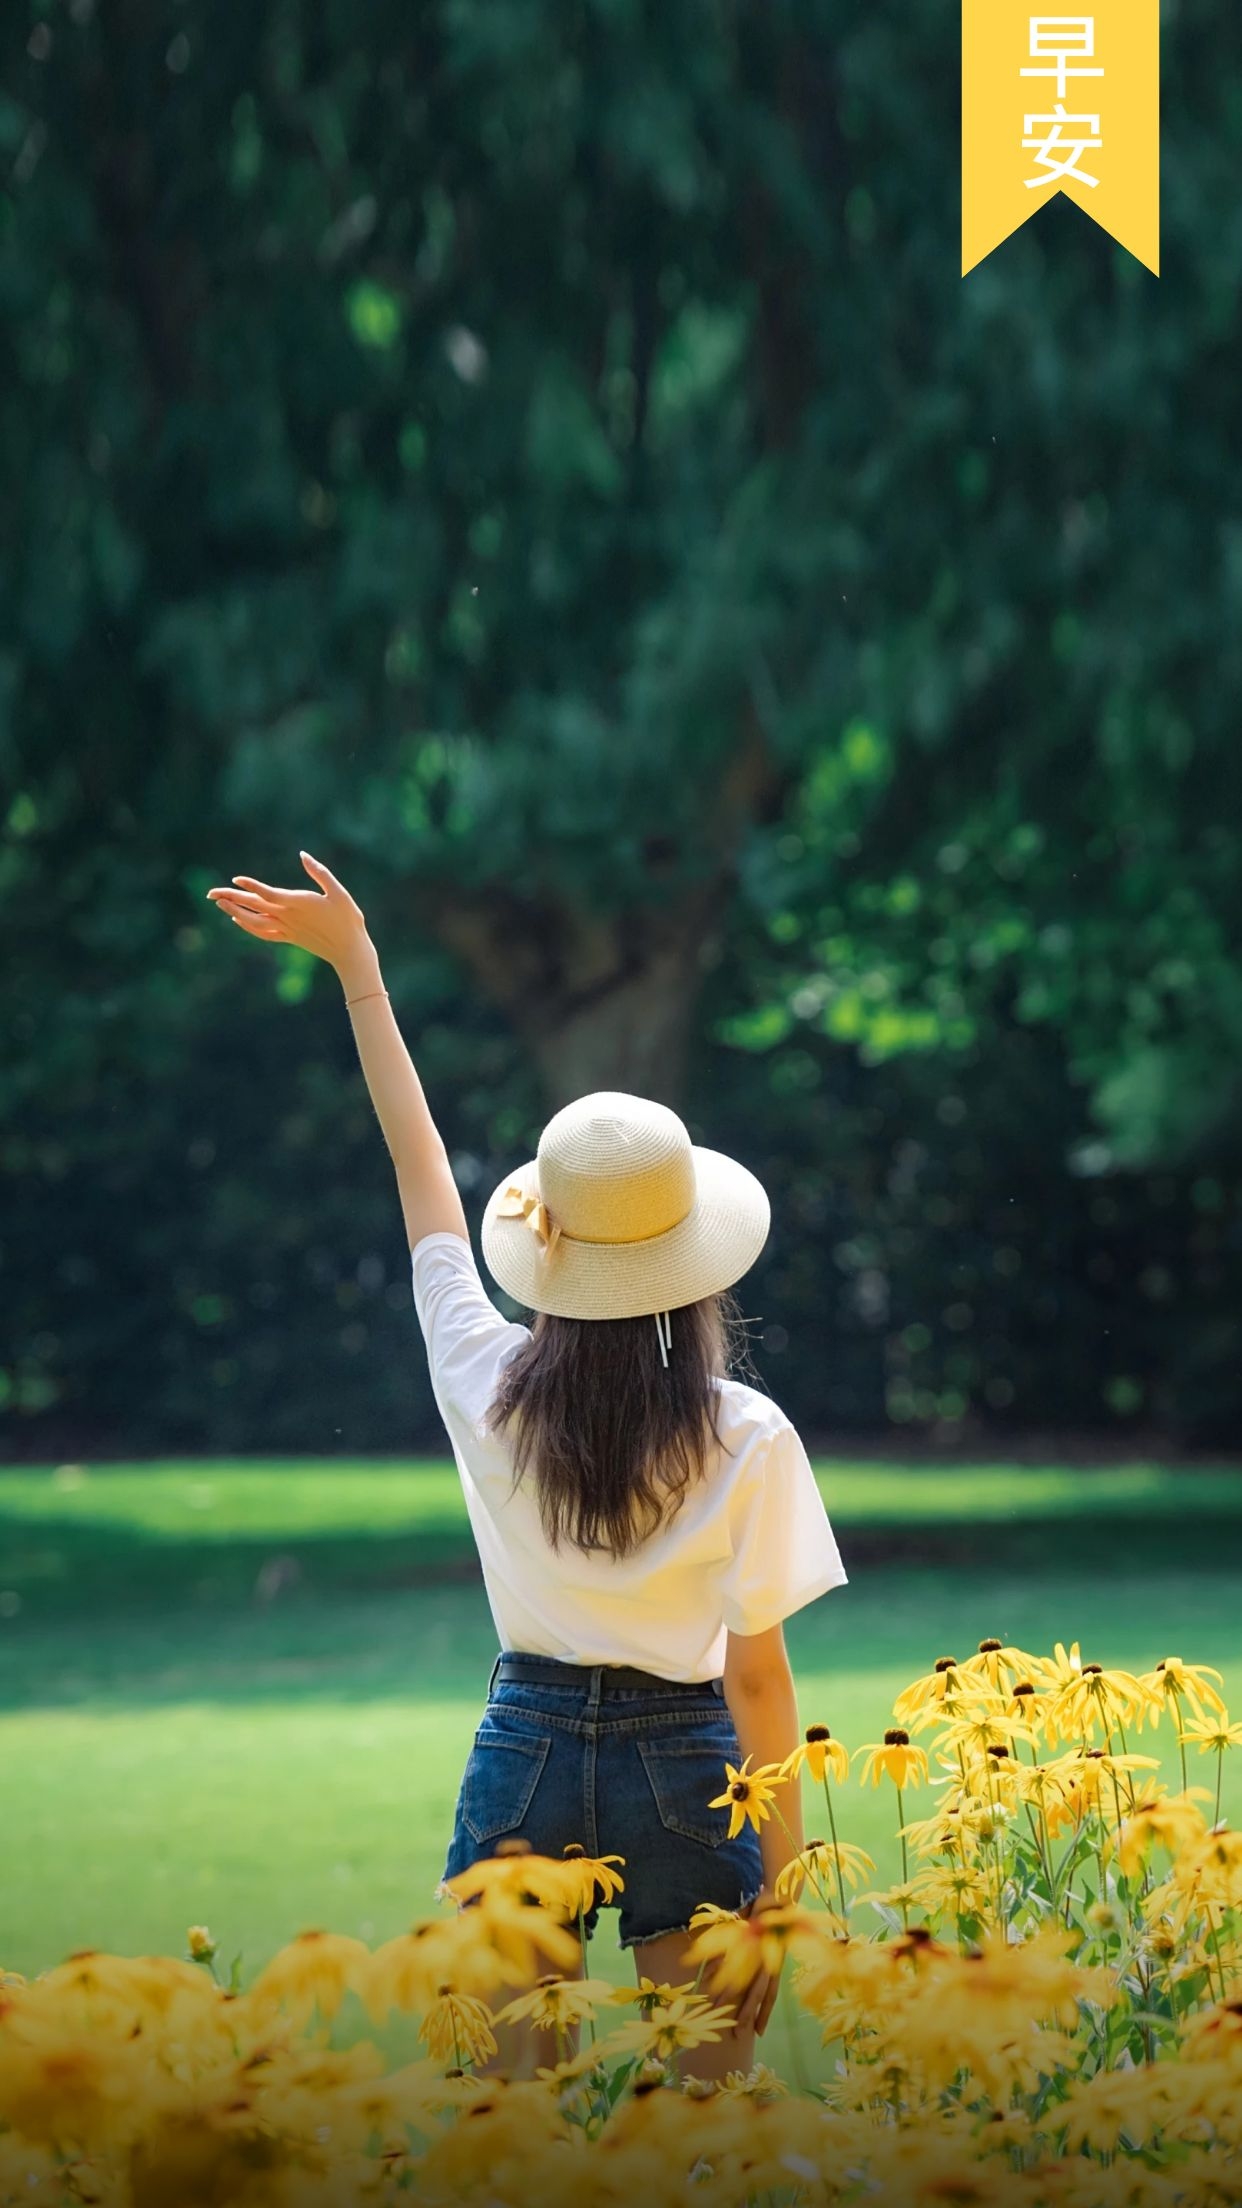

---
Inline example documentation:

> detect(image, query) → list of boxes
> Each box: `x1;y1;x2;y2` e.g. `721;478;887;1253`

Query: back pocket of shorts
461;1723;553;1844
636;1734;739;1849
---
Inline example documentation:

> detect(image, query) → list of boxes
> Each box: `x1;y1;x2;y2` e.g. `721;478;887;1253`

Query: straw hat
480;1092;770;1341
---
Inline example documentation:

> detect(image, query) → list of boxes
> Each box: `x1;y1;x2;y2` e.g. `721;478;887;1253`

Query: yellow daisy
707;1753;784;1838
854;1730;930;1790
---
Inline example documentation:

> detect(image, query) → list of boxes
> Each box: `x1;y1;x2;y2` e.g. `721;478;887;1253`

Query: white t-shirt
410;1231;847;1683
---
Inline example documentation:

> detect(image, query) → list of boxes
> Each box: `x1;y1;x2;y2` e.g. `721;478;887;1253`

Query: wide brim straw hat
480;1090;770;1321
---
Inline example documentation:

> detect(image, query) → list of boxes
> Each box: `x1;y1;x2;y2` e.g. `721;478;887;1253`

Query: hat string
654;1309;671;1367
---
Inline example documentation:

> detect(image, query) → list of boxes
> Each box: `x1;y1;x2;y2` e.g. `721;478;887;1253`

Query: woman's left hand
206;852;370;971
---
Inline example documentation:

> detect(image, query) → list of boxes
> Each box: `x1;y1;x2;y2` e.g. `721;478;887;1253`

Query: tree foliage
2;0;1239;1453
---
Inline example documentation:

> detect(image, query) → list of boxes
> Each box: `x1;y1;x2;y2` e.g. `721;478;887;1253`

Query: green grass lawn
2;1455;1240;2082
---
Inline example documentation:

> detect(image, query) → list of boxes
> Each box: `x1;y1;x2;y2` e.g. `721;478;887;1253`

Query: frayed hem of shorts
618;1887;764;1950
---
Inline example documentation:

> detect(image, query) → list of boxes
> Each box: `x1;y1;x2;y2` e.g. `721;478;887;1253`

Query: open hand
205;852;370;972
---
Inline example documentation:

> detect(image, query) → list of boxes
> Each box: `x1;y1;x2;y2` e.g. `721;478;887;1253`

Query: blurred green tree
2;0;1239;1452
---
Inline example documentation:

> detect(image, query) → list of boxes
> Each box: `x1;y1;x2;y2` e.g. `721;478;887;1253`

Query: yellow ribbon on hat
495;1181;562;1257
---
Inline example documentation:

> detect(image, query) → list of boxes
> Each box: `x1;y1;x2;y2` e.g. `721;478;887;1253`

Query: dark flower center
562;1843;585;1858
730;1782;750;1800
1082;1663;1103;1676
978;1639;1003;1653
884;1729;910;1746
986;1745;1010;1759
935;1658;959;1673
1013;1682;1035;1697
806;1725;831;1741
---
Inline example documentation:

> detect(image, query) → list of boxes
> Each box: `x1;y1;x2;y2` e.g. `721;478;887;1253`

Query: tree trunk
428;717;788;1111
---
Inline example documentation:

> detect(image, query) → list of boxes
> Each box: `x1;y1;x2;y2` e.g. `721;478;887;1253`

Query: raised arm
206;853;468;1253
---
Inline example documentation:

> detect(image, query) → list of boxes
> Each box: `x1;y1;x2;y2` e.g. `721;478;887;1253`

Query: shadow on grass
1;1499;1239;1619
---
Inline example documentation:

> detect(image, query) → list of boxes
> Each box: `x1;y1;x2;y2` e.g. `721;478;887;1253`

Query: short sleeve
719;1421;848;1637
411;1231;530;1428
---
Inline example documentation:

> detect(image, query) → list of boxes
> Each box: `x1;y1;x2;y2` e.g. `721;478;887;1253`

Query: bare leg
629;1930;755;2084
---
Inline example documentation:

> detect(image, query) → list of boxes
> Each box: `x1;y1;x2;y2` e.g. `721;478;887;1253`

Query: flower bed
2;1641;1241;2205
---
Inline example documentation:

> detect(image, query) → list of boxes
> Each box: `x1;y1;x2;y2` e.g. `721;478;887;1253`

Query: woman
207;852;848;2077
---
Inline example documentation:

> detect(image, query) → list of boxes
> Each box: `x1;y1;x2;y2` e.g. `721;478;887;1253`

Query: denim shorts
441;1652;765;1948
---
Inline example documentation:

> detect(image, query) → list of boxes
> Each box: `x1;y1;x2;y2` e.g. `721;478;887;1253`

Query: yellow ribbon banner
962;1;1159;276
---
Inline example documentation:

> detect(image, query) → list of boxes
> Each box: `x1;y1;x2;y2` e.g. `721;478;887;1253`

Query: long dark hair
485;1289;761;1559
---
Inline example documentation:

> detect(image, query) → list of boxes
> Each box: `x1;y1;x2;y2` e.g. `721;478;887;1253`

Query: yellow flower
781;1724;850;1785
854;1880;928;1919
494;1975;616;2034
22;1948;214;2036
854;1729;930;1790
687;1900;745;1931
1059;2065;1174;2153
0;1997;153;2150
554;1846;626;1913
960;1638;1040;1693
1002;1676;1051;1733
611;1976;686;2009
479;1889;584;1981
1037;1638;1087;1691
892;1655;969;1725
246;1928;372;2027
718;2061;789;2101
417;1986;497;2065
362;1900;576;2019
775;1839;874;1903
1179;1711;1242;1756
907;1862;994;1922
1174;1821;1242;1902
686;1900;816;2000
899;1803;975;1861
607;1992;736;2061
412;2079;572;2196
439;1844;583;1913
1053;1657;1152;1737
533;2039;613;2088
937;1709;1035;1761
1045;1746;1161;1818
1013;1757;1077;1825
707;1753;783;1838
186;1925;217;1963
1141;1656;1227;1721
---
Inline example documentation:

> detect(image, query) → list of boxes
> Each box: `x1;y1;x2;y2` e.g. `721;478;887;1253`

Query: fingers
731;1970;769;2037
226;910;282;939
206;887;271;913
300;850;362;914
206;890;283;939
299;850;337;892
754;1971;780;2037
228;875;286;899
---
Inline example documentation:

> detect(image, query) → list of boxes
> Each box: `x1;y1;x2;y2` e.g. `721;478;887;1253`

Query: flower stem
896;1784;908;1926
769;1793;836;1914
1171;1688;1188;1792
821;1775;850;1919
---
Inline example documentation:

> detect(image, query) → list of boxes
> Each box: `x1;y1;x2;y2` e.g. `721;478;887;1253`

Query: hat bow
495;1181;562;1258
